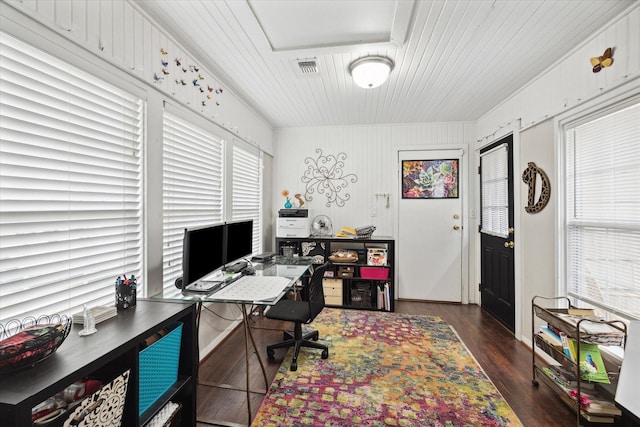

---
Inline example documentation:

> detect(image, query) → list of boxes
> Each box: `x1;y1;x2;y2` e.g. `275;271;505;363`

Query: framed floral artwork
402;159;459;199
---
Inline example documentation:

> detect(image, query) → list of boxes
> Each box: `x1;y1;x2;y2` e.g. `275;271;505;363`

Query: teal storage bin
139;321;183;415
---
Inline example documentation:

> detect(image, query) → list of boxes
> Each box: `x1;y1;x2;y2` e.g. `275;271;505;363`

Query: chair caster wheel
290;361;297;371
267;348;275;359
321;349;329;359
312;332;319;341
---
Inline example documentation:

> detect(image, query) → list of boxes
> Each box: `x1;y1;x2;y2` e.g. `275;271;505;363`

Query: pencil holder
115;276;137;309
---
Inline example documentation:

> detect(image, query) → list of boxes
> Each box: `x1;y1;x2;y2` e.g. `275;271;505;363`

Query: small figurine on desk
79;304;97;336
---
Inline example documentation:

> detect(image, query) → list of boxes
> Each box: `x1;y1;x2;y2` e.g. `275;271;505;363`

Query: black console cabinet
276;236;395;312
0;300;197;427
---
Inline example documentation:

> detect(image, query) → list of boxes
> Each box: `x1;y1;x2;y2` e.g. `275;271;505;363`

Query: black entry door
480;135;515;331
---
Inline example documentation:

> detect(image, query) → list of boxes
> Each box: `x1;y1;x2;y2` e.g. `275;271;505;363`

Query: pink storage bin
360;267;389;280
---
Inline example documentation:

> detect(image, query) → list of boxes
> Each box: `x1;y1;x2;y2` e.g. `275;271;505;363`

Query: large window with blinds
564;100;640;320
231;142;263;255
162;110;224;292
0;33;144;324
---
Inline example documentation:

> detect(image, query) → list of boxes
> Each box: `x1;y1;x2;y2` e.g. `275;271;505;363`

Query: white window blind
0;33;144;324
480;144;509;238
565;102;640;319
162;111;224;292
232;142;262;254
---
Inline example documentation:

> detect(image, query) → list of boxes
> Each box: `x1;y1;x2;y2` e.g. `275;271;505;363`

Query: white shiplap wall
1;0;274;153
274;123;475;239
474;3;640;340
0;0;272;359
476;4;640;143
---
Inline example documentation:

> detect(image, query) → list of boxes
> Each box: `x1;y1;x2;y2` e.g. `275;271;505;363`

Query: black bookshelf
276;236;395;312
0;300;197;427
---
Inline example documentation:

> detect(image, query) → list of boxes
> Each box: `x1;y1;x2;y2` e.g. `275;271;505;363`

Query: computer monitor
181;223;225;286
224;219;253;265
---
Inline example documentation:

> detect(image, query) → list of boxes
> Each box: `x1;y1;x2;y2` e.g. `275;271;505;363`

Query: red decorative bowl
0;314;72;375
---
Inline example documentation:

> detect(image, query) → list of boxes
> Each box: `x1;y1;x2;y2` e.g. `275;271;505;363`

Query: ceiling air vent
292;58;320;77
298;60;318;74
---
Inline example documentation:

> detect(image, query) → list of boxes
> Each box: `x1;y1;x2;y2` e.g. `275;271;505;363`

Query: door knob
504;241;515;248
453;225;460;230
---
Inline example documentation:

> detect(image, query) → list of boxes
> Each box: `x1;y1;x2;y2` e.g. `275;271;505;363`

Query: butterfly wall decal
590;47;613;73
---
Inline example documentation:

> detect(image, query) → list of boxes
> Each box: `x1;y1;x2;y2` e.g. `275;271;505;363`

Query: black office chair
266;263;329;371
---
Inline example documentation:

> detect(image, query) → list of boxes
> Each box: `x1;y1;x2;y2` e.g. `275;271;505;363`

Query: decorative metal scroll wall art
522;162;551;213
301;149;358;207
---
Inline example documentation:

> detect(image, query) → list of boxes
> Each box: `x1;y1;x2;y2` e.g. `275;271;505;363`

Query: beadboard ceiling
136;0;635;128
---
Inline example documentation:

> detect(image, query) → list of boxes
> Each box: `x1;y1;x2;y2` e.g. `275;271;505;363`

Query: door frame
474;123;523;339
395;144;470;304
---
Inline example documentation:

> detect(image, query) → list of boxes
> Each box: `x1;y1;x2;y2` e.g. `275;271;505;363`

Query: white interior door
398;149;463;302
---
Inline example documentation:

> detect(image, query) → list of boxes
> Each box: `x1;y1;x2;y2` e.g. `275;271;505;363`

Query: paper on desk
207;276;291;302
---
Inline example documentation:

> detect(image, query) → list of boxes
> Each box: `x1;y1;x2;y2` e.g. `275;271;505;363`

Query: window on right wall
563;99;640;321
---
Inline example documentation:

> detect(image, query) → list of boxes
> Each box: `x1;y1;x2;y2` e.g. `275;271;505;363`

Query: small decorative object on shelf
0;314;72;374
116;275;137;309
282;189;293;208
328;249;358;263
145;401;182;427
355;224;376;239
335;225;376;239
78;305;97;337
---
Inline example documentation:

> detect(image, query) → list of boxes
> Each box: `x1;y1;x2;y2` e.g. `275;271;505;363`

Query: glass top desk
158;256;313;305
149;256;314;426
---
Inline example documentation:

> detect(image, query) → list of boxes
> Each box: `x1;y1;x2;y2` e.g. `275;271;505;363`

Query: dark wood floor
196;301;578;426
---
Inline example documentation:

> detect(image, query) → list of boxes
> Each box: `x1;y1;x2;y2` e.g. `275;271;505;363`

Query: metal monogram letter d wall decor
301;149;358;207
522;162;551;213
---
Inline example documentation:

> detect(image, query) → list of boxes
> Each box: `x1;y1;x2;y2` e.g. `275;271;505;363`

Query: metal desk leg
241;303;269;425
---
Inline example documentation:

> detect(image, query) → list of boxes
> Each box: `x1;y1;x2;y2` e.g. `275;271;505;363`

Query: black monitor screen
182;223;225;286
225;220;253;264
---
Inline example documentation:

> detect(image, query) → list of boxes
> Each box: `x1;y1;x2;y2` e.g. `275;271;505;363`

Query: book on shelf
540;366;574;390
559;332;575;361
584;402;622;416
548;364;578;384
568;308;595;316
383;282;390;311
554;312;625;345
574;342;610;384
547;323;562;337
537;326;563;350
581;412;615;423
577;388;622;416
376;282;391;311
540;365;596;391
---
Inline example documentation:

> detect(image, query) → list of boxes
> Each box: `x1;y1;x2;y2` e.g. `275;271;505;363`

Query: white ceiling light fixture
349;56;394;89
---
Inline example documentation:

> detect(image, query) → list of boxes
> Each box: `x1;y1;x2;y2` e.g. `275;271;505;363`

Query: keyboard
209;275;292;302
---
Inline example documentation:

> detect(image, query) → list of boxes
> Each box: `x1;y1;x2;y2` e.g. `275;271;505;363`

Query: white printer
277;209;309;238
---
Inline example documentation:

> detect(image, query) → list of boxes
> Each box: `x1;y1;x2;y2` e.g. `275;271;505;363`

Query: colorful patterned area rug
252;308;522;427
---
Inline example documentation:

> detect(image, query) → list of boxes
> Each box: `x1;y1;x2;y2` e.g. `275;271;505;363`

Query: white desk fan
311;215;332;237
